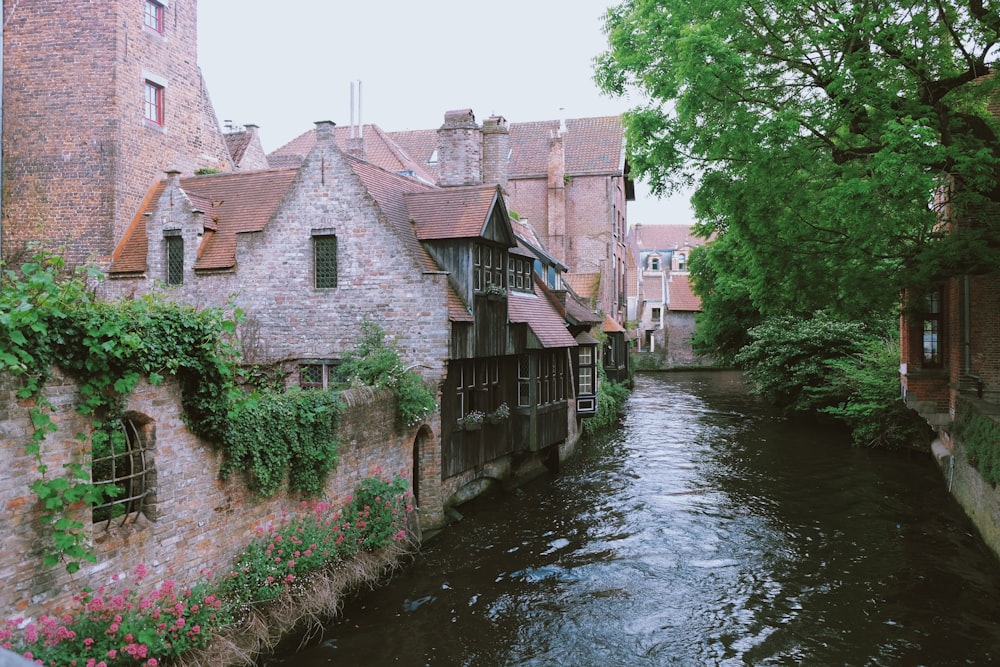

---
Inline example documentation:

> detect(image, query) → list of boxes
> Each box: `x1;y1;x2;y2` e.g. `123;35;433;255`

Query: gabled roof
110;169;299;274
603;314;626;334
345;155;437;271
269;124;436;183
405;186;513;243
272;115;628;184
635;223;703;252
508;277;577;349
668;274;702;312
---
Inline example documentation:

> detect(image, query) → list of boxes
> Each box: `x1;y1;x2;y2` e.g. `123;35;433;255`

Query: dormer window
677;253;687;271
474;243;506;293
507;256;533;292
650;256;660;271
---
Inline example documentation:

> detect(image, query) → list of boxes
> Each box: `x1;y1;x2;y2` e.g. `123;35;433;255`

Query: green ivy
955;408;1000;486
583;365;630;435
221;389;343;498
0;257;434;572
0;254;238;572
334;321;437;428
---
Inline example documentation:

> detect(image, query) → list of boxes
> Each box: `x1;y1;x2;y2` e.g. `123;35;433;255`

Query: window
677;253;687;271
650;256;660;270
473;243;506;293
165;233;183;285
144;80;164;125
299;361;339;389
507;257;533;292
923;290;942;367
144;0;164;33
313;233;338;288
517;355;530;407
93;416;154;525
651;307;661;320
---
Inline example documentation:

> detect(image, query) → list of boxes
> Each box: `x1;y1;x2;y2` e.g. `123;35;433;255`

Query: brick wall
0;372;425;621
2;0;232;268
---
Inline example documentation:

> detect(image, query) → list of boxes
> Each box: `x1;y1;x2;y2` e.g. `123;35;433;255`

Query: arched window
677;253;687;271
92;414;155;525
650;256;660;271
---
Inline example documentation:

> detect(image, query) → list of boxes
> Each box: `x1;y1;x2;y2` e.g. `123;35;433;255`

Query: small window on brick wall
313;232;338;288
165;232;183;284
144;0;164;34
144;80;164;125
299;361;340;389
93;415;155;525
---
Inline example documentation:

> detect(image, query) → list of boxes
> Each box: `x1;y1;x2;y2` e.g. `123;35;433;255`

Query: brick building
1;0;233;267
628;223;711;367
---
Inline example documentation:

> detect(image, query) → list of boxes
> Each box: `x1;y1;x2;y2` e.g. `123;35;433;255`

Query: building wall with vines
0;372;423;621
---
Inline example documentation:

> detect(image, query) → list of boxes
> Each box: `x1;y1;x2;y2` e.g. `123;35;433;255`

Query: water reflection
269;371;1000;666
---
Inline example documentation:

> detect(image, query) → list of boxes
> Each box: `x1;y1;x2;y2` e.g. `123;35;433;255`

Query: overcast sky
197;0;694;227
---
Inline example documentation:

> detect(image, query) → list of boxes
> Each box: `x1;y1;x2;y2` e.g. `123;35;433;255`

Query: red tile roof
110;180;167;273
224;131;253;166
405;186;502;240
668;273;702;312
273;115;626;181
562;272;600;299
269;125;436;183
635;223;704;251
508;289;577;349
602;314;626;333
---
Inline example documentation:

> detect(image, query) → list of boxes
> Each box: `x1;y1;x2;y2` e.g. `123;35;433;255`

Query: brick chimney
482;115;510;190
437;109;482;187
315;120;337;143
547;122;567;263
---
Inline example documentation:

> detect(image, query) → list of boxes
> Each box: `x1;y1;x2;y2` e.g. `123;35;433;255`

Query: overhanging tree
596;0;1000;355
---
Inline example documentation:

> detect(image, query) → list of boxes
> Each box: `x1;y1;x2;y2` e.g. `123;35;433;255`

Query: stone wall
0;372;426;621
931;432;1000;563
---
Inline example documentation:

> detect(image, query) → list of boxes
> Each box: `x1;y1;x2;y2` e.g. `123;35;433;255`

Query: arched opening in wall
412;426;432;507
92;412;155;526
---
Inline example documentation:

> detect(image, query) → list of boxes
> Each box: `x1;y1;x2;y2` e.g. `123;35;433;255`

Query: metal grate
314;235;338;288
165;235;183;285
92;419;152;526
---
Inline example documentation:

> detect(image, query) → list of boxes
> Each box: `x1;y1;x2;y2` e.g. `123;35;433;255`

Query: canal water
269;371;1000;666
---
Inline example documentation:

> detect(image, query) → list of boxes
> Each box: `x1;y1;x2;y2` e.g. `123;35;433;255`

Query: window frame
144;79;164;126
313;231;338;289
299;360;340;389
164;231;183;285
922;289;943;368
143;0;165;34
92;416;154;525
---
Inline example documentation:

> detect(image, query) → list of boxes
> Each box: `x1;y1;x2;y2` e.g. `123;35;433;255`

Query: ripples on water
270;372;1000;666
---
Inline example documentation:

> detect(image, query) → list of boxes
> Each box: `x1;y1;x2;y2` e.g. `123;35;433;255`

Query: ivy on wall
0;254;435;572
955;405;1000;486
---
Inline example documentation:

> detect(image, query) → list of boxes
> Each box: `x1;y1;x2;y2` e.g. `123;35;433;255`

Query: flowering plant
489;403;510;421
460;410;486;426
2;475;414;666
484;284;507;297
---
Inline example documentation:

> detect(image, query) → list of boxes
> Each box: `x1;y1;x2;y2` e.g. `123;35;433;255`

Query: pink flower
146;660;158;667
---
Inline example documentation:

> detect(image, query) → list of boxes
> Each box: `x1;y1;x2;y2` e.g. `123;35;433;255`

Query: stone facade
0;372;417;622
1;0;232;267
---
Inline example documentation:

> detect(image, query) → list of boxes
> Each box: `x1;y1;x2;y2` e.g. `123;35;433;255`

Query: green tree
596;0;1000;350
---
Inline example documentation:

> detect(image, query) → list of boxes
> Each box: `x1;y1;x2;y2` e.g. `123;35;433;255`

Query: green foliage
597;0;1000;349
735;312;875;412
583;366;631;435
217;476;412;609
821;337;932;449
221;389;343;498
955;409;1000;486
737;311;927;448
0;253;238;572
4;476;414;665
334;321;436;427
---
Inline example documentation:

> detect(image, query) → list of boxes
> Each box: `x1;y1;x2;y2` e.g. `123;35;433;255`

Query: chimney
547;124;567;263
436;109;482;187
482;115;510;190
165;168;181;186
315;120;337;143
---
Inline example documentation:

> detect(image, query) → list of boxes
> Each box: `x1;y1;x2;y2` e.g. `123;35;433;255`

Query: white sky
197;0;695;227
